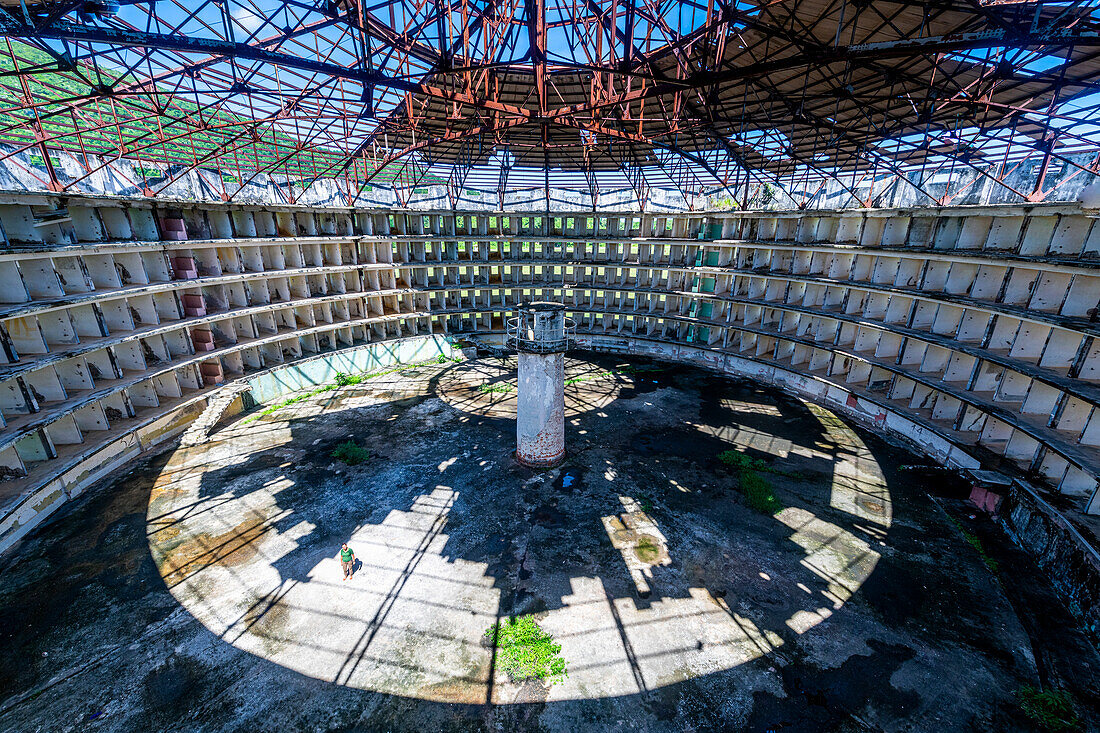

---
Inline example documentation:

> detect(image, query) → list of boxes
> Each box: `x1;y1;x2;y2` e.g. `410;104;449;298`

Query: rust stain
154;517;269;584
417;678;489;704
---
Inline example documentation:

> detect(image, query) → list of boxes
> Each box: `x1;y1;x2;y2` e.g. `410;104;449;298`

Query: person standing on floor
339;542;356;581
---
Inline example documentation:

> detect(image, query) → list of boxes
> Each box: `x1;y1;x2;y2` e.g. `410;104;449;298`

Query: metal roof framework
0;0;1097;208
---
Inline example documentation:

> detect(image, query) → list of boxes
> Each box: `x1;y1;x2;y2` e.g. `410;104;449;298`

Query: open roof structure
0;0;1097;208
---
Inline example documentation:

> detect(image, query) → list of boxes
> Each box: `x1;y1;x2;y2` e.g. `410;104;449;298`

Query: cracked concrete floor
1;355;1097;732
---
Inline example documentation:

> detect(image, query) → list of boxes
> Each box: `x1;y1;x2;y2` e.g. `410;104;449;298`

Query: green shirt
340;547;354;562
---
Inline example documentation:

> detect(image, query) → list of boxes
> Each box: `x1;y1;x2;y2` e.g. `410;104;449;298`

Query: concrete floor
1;355;1098;732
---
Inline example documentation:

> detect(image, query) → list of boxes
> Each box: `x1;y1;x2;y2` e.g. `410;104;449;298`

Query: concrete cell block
1060;275;1100;318
0;205;41;243
1050;216;1090;255
984;216;1024;250
127;208;159;241
1020;216;1057;255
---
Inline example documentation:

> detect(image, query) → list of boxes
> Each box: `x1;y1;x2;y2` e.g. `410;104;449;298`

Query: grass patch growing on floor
477;383;515;394
334;372;364;386
739;469;784;514
1018;686;1080;732
717;450;784;514
485;616;567;685
717;450;767;471
331;441;370;465
947;515;1000;574
634;535;661;563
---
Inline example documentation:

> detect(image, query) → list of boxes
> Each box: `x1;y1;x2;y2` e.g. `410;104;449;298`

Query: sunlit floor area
1;355;1097;732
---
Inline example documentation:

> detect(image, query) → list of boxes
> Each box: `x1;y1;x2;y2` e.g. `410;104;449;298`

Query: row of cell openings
156;208;354;241
444;311;506;334
0;329;194;422
727;212;1100;259
719;327;1100;446
575;311;686;335
0;294;390;400
530;301;1100;427
722;272;1089;335
390;213;696;239
693;294;1100;382
563;290;693;315
0;249;179;304
165;240;360;276
564;307;1094;454
373;238;710;266
0;243;361;308
866;213;1100;257
427;290;509;311
738;321;1094;430
573;313;700;344
732;247;1100;318
0;294;204;363
832;289;1082;372
703;329;1096;490
0;202;358;246
410;264;701;293
202;319;432;382
0;310;445;457
0;276;318;362
1;363;209;473
402;282;1090;383
0;274;431;370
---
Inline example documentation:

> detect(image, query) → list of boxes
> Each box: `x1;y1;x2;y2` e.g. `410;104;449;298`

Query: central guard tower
507;302;575;467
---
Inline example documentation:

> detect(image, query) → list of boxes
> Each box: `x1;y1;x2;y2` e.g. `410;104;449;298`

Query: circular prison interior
146;354;893;703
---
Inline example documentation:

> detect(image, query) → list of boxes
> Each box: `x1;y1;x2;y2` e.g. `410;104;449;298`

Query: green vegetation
485;616;567;685
739;470;783;514
331;440;370;465
1018;686;1080;732
717;450;767;471
134;165;164;180
245;390;321;421
718;449;804;479
947;515;1000;574
334;371;364;386
718;449;784;514
478;383;514;394
634;535;661;563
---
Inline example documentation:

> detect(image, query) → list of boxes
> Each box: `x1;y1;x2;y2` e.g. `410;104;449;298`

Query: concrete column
517;350;565;467
512;302;569;467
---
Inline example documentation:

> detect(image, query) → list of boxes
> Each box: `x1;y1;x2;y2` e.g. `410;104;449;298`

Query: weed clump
485;616;567;685
1018;686;1080;732
718;450;783;514
739;470;783;514
717;450;767;471
334;372;364;386
331;441;370;465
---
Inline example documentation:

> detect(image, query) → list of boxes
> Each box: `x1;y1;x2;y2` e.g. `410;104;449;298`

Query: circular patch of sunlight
146;388;891;704
435;356;626;418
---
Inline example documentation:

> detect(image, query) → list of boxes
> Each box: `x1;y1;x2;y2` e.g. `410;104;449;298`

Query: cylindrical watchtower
507;302;574;467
